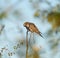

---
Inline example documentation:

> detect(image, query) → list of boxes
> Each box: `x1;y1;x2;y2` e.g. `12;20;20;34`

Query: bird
23;22;44;38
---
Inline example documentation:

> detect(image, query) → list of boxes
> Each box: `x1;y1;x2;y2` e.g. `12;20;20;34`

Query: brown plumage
23;22;44;38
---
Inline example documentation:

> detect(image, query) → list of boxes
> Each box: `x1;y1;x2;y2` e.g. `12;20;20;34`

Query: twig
26;30;28;58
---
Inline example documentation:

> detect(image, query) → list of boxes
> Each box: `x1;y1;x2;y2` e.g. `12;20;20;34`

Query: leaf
34;10;40;17
0;12;7;19
47;12;60;30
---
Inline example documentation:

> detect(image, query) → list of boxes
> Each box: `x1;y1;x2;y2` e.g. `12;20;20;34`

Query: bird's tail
39;33;44;38
39;32;46;39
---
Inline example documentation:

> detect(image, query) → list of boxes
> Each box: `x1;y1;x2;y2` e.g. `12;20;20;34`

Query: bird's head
23;22;30;28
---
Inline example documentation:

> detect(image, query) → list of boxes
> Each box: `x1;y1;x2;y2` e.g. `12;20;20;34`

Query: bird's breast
26;27;30;31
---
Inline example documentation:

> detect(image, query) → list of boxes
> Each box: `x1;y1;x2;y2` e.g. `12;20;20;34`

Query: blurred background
0;0;60;58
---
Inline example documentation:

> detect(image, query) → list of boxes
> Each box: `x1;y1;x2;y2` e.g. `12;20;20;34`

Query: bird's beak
23;23;26;27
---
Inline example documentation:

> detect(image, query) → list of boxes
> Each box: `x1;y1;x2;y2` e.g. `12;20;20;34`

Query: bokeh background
0;0;60;58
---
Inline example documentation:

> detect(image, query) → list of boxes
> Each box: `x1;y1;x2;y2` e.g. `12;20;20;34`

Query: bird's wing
29;23;39;33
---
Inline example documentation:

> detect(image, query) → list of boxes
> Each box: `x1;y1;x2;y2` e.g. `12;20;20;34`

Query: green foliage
34;10;40;17
47;12;60;22
47;12;60;30
0;12;7;19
